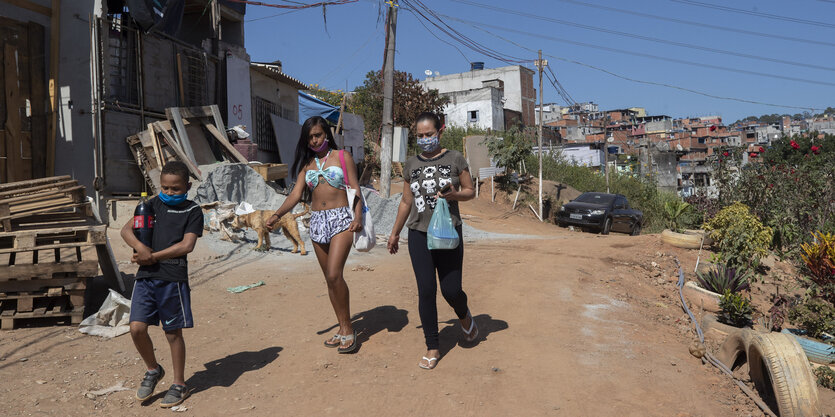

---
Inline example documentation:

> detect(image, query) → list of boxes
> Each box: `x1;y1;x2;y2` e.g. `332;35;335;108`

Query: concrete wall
440;87;503;131
421;65;535;126
250;71;299;122
645;119;672;134
250;70;301;165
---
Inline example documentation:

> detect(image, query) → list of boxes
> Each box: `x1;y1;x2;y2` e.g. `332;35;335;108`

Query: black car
556;192;643;235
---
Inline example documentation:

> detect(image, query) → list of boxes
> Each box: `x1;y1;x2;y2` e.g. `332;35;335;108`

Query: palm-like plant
696;263;751;294
664;200;693;233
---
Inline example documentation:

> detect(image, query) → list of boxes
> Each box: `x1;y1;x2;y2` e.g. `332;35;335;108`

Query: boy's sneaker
136;364;165;401
160;384;190;408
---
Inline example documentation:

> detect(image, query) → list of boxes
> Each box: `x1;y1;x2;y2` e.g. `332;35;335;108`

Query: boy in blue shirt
120;161;203;408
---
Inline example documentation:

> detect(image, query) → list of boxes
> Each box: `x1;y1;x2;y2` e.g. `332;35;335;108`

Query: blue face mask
158;192;187;206
417;136;440;153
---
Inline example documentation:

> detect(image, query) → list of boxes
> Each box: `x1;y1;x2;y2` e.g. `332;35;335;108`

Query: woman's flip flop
337;330;358;353
461;310;479;343
419;356;438;370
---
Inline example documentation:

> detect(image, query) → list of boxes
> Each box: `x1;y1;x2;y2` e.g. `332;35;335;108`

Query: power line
401;0;531;64
402;7;471;64
450;16;824;112
546;66;576;106
440;14;835;88
450;0;835;73
245;9;302;22
226;0;358;9
317;30;382;84
671;0;835;29
556;0;835;48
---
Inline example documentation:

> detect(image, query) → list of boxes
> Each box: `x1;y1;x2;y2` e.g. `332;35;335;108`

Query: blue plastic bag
427;198;460;250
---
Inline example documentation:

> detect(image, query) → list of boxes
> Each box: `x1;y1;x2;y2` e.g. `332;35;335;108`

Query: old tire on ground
747;332;822;417
600;217;612;235
661;229;708;249
683;281;721;313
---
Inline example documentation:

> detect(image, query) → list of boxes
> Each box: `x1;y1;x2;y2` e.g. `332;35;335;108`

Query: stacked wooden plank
127;105;250;194
0;177;105;329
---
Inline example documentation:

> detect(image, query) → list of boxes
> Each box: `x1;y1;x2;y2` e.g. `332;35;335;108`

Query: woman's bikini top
305;151;345;190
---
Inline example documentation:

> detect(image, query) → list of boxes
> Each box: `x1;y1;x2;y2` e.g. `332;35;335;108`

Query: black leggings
408;225;469;350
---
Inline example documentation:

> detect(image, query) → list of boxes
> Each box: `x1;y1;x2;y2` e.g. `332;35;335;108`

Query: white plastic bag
79;289;132;338
340;151;375;251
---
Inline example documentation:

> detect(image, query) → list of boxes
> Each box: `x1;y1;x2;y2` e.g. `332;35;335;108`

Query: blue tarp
298;92;340;124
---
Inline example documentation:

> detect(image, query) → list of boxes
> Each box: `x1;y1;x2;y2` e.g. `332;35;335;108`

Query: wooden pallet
0;176;91;232
0;294;83;330
0;275;87;294
0;287;84;313
0;246;99;281
0;176;72;194
0;224;106;253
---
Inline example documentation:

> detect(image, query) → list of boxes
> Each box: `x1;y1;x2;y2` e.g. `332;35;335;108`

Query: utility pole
380;1;398;197
534;50;547;221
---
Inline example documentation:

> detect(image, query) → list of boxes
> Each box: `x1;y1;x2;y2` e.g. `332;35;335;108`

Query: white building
421;64;536;129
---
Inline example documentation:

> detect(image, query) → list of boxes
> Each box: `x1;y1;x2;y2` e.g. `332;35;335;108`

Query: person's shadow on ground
185;346;283;395
317;305;409;353
436;313;508;359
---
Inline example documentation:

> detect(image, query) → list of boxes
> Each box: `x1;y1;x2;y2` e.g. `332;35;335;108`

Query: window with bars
253;96;284;152
178;48;208;107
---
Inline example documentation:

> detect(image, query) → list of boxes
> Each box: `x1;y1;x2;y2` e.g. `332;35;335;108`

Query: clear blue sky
244;0;835;123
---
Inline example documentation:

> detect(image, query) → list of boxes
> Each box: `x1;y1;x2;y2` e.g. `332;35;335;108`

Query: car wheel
600;217;612;235
630;222;642;236
557;221;567;228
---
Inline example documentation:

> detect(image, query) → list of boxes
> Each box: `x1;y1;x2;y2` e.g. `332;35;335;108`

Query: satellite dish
676;144;684;152
607;136;614;143
424;69;432;76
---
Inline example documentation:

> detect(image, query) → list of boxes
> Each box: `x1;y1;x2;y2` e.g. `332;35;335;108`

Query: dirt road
1;197;832;416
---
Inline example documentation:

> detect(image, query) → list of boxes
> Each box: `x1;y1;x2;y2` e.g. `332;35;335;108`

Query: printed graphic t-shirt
136;197;204;282
403;149;469;233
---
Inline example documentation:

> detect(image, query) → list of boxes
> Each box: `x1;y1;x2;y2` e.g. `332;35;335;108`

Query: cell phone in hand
440;183;453;194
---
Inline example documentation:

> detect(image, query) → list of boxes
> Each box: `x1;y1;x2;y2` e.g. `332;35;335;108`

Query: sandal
337;330;358;354
324;334;342;348
461;310;479;343
419;356;439;370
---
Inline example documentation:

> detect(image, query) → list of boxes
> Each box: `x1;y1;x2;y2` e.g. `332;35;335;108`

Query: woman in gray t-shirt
387;112;478;370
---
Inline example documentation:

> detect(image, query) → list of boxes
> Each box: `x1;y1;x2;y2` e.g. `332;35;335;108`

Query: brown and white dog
231;203;309;254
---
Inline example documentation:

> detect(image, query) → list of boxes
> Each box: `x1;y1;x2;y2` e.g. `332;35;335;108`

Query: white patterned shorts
309;206;353;244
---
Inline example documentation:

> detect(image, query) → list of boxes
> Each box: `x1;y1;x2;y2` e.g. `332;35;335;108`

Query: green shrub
714;134;835;254
814;366;835;390
664;199;694;233
788;298;835;339
704;202;773;271
718;289;753;327
485;127;534;173
695;263;751;294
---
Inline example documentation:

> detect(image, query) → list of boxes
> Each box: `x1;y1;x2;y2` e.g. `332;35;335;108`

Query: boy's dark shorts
130;278;194;331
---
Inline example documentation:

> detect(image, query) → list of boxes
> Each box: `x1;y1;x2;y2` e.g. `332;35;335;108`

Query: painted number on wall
232;104;244;120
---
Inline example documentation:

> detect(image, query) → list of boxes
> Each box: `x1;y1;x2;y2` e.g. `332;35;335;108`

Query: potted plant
718;289;753;328
684;262;751;313
660;200;711;249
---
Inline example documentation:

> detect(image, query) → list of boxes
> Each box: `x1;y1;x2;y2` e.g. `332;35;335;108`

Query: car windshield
574;193;614;205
